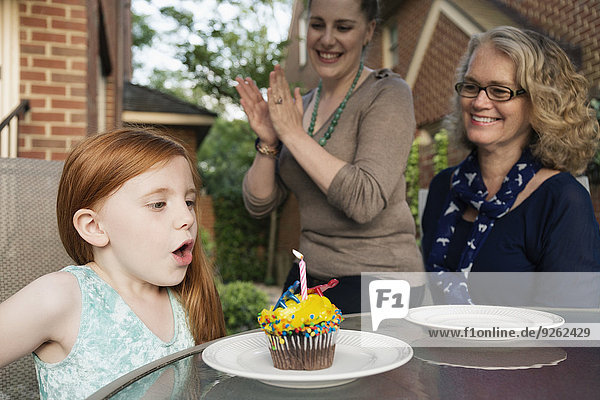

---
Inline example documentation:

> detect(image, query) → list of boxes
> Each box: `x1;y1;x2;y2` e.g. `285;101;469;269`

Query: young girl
0;128;226;399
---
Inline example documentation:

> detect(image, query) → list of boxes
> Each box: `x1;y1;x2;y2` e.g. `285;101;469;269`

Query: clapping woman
235;0;424;313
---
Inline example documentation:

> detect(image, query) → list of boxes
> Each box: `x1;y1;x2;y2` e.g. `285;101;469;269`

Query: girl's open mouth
172;241;193;265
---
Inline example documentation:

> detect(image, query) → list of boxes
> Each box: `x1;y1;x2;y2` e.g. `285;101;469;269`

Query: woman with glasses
421;26;600;306
235;0;424;313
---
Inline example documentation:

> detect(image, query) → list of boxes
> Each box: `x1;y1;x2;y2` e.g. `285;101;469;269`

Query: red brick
31;5;66;17
21;44;46;55
33;58;67;69
51;126;86;135
70;87;86;97
31;84;66;96
18;151;47;159
70;35;87;45
71;61;86;71
53;0;86;6
52;19;86;32
51;46;86;57
32;138;68;148
20;16;47;28
70;113;87;123
69;9;86;19
51;73;85;84
31;112;65;122
21;71;47;81
31;32;66;43
18;125;46;135
51;99;86;109
28;98;46;108
50;151;70;161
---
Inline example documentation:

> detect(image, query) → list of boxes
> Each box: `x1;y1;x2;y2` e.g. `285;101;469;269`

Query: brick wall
18;0;88;161
412;14;469;126
198;195;216;239
392;0;432;78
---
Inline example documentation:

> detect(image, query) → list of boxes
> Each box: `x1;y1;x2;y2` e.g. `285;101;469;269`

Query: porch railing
0;99;30;158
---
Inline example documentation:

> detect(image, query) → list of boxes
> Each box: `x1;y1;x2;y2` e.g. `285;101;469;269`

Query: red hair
57;127;225;343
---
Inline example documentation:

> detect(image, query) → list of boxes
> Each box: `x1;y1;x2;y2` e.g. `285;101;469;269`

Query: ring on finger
275;97;283;105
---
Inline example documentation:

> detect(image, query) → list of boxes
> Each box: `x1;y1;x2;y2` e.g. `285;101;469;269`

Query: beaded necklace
307;60;364;146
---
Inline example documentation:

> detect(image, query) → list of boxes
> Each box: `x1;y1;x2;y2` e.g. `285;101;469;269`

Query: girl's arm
0;271;80;367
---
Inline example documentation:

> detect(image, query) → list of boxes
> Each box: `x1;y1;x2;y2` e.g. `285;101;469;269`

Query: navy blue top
422;168;600;306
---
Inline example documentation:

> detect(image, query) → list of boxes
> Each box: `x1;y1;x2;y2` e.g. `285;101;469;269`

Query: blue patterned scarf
426;148;541;304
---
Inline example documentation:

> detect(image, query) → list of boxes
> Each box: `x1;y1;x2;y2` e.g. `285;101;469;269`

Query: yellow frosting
258;293;342;336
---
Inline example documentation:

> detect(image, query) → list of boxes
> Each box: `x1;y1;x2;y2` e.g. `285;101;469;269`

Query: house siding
412;14;468;126
495;0;600;87
391;0;432;78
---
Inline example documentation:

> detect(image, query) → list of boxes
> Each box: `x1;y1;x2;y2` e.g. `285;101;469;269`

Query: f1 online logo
369;280;410;331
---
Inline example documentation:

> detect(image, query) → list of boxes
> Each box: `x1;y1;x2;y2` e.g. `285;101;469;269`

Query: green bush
406;139;420;227
433;129;449;174
213;195;269;282
586;98;600;184
217;280;270;335
198;118;271;282
199;228;216;260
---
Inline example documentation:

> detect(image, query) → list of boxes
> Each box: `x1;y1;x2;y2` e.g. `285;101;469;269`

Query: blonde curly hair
446;25;599;175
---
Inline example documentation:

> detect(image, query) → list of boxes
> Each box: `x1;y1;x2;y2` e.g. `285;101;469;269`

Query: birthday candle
292;249;308;300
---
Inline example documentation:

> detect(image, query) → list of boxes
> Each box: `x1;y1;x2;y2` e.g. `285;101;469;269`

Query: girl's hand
234;77;279;146
267;65;305;142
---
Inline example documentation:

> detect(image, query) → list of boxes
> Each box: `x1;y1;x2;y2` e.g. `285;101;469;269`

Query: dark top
422;167;600;306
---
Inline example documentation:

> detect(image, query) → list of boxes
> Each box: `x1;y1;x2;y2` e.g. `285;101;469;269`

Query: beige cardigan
243;69;424;279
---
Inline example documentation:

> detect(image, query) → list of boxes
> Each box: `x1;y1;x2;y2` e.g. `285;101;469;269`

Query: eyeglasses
455;82;527;102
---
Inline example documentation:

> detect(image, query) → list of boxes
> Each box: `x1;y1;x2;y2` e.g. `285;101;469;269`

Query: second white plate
406;305;565;340
202;329;413;388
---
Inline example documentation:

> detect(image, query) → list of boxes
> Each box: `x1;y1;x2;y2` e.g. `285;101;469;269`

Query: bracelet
255;138;282;158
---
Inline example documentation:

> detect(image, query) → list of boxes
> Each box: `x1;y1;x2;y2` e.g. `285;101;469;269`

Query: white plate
202;330;413;388
406;305;565;340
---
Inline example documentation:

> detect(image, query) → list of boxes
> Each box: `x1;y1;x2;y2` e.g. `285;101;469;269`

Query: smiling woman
236;0;425;314
421;26;600;306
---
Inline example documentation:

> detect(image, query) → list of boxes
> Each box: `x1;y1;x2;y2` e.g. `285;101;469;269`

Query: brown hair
308;0;380;22
57;127;225;343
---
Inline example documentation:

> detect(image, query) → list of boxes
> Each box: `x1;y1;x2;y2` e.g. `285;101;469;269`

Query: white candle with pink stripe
292;249;308;300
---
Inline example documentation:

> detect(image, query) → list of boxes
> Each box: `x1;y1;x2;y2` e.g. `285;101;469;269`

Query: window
387;23;399;68
298;11;308;67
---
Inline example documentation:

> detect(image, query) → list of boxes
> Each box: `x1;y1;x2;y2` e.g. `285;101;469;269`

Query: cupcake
257;279;343;370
